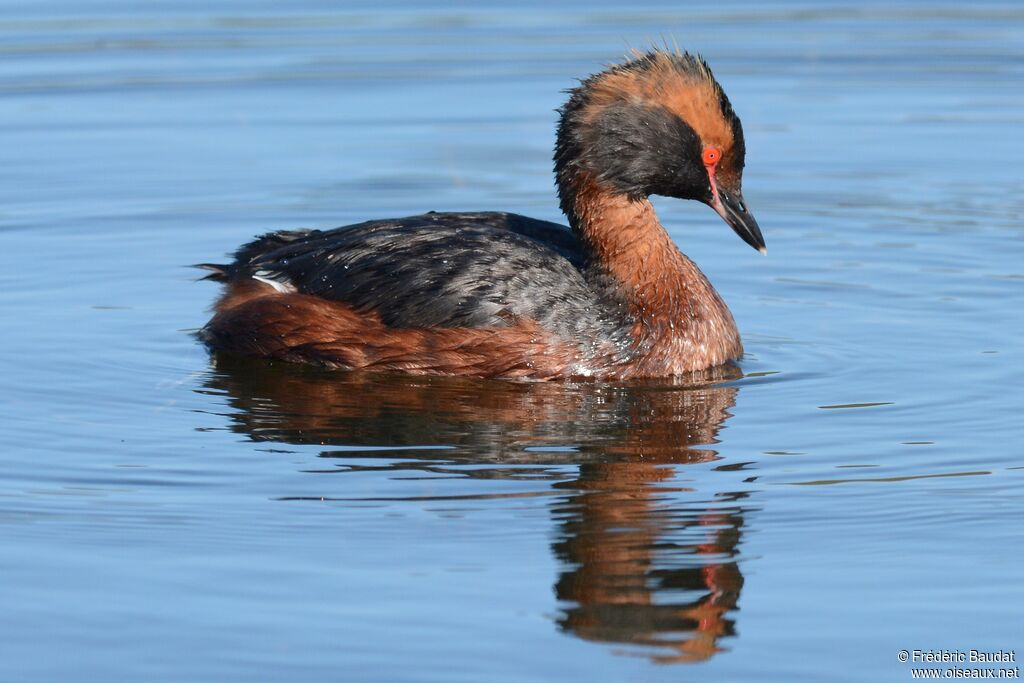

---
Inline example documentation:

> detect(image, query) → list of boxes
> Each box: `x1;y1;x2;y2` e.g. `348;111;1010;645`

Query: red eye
702;147;721;166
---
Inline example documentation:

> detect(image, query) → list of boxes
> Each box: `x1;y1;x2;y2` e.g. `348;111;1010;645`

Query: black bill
713;187;766;254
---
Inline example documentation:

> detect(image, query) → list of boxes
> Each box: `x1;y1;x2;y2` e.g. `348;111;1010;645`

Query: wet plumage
202;211;630;345
200;49;765;379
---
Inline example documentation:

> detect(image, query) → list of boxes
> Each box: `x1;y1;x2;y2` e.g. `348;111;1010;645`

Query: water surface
2;2;1023;681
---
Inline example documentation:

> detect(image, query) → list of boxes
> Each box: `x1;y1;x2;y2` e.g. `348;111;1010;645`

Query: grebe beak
713;187;766;254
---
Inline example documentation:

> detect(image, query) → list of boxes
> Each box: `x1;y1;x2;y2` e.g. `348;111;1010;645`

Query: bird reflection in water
200;353;752;663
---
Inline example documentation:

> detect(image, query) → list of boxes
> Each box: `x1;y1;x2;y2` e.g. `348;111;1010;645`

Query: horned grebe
199;50;765;380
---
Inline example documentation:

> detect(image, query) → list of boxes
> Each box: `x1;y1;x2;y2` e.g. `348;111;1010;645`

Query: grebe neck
566;176;743;374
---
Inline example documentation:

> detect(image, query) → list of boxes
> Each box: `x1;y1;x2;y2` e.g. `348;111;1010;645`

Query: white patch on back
252;270;296;294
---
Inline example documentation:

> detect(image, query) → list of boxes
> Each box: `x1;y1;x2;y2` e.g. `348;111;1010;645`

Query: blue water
2;2;1023;681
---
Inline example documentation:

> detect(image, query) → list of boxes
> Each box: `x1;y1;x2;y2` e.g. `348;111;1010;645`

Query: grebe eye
702;147;721;166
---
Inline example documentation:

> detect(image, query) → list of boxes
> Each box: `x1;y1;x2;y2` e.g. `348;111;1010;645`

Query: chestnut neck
567;178;675;296
563;175;742;373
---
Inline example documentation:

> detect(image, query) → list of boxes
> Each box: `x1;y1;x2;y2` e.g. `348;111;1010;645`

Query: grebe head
555;49;765;253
